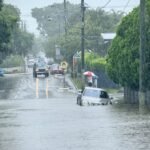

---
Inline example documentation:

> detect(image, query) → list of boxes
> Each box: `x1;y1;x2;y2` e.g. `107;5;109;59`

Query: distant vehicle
27;59;35;68
33;61;49;78
0;68;4;77
50;64;64;75
77;87;112;106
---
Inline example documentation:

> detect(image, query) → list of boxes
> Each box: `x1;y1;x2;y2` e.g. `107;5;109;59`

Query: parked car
77;87;112;106
33;61;49;78
50;64;64;75
0;68;4;77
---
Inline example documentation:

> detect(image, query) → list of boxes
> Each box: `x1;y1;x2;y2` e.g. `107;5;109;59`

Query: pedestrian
93;75;98;87
87;76;93;87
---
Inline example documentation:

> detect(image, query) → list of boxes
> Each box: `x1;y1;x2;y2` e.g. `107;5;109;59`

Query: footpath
65;74;78;93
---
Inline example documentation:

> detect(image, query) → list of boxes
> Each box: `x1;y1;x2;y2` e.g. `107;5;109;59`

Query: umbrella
83;71;95;76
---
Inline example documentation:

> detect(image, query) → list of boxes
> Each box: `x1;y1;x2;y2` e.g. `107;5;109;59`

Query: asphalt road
0;73;150;150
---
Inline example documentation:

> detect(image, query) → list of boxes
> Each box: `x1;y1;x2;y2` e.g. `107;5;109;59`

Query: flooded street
0;73;150;150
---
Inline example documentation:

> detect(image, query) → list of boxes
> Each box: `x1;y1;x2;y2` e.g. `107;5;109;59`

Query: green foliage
43;37;56;58
10;29;34;56
107;1;150;90
0;4;18;56
85;52;106;70
32;2;123;65
32;2;80;37
0;3;35;65
60;27;81;63
0;55;24;68
72;77;84;89
0;4;20;54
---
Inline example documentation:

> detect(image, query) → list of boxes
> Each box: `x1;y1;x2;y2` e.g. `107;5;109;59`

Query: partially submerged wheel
45;73;49;77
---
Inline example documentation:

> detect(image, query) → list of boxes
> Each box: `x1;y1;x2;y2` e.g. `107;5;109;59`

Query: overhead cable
123;0;132;12
101;0;112;8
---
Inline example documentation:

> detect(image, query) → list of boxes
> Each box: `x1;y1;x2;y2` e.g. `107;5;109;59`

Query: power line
123;0;132;12
101;0;111;8
102;5;138;8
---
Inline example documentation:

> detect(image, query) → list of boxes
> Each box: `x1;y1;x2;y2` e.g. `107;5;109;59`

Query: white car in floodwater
77;87;112;106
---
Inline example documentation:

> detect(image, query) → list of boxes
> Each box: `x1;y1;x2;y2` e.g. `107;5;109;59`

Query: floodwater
0;73;150;150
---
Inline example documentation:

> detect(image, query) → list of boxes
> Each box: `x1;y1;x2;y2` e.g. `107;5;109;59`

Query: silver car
77;87;112;106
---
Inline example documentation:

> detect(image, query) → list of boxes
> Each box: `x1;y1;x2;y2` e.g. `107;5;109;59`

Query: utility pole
81;0;85;72
139;0;146;106
64;0;67;37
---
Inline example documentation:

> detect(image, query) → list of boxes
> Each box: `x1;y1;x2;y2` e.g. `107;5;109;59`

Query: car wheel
35;73;37;78
110;101;112;105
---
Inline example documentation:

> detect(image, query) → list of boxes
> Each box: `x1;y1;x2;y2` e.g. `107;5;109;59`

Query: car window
100;91;109;98
37;61;46;67
83;89;100;98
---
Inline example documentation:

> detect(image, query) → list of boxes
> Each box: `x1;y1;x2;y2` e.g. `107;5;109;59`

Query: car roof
84;87;106;92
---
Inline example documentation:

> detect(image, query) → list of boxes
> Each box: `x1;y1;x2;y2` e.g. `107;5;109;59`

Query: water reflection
0;75;19;99
112;100;150;114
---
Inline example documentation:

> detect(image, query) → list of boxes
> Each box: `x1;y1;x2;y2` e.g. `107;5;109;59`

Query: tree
11;29;34;56
0;4;20;56
107;0;150;103
107;7;139;89
31;2;123;64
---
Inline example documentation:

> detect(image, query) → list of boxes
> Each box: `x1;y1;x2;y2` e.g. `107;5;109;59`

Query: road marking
36;78;39;98
46;79;49;98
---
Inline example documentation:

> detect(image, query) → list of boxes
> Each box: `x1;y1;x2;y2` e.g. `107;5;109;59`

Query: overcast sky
5;0;140;35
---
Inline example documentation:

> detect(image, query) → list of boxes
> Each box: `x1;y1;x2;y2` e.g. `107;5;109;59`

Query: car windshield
37;61;46;67
83;89;100;98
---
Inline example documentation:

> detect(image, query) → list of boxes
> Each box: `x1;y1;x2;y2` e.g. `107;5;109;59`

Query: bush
0;55;24;68
85;52;106;70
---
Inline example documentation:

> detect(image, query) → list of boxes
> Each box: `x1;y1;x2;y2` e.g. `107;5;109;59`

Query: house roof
101;33;116;40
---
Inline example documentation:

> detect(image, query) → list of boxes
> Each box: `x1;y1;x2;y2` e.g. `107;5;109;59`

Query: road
0;72;150;150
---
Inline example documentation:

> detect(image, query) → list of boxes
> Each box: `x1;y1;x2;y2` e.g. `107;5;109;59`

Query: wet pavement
0;73;150;150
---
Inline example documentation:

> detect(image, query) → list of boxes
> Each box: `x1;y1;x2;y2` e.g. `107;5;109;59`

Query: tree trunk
145;90;150;105
124;86;139;104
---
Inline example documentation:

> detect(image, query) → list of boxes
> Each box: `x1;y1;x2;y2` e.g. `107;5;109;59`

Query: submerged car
77;87;112;106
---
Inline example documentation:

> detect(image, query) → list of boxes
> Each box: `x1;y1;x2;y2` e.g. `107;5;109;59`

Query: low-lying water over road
0;74;150;150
